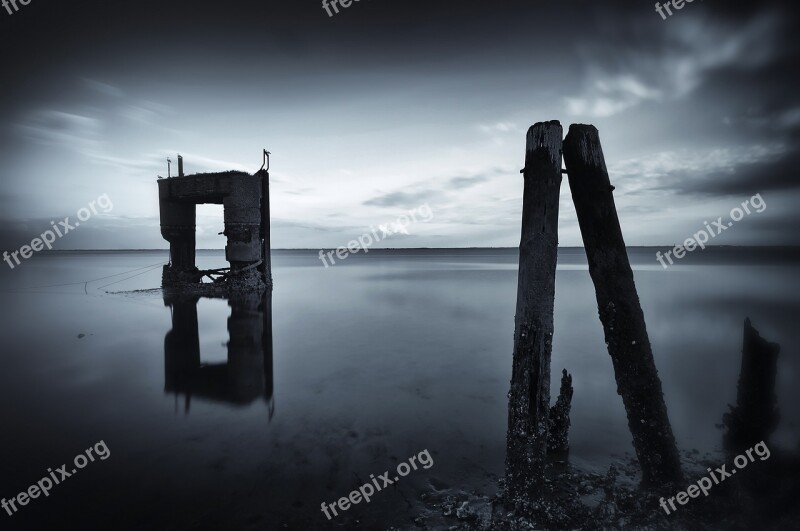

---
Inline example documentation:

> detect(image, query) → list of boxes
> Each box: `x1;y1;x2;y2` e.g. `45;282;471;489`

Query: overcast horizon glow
1;0;798;250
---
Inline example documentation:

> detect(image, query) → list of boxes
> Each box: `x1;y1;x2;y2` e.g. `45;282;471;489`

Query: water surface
1;249;798;529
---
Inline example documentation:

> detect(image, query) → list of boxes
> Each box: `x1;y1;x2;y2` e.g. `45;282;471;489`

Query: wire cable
1;260;167;292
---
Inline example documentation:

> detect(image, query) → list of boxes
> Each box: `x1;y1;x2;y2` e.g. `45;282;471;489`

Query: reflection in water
163;290;274;418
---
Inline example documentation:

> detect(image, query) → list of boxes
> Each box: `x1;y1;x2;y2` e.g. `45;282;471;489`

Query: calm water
0;249;798;530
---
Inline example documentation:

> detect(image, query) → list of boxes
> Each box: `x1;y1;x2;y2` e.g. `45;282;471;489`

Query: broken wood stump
723;318;780;452
505;120;563;499
563;124;683;486
547;369;573;455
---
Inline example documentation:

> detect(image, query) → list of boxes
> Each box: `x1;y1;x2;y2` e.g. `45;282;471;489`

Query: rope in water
1;260;168;292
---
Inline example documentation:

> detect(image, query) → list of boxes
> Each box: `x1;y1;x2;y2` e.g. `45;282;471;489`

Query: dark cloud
667;148;800;196
365;167;509;208
744;210;800;244
364;190;439;208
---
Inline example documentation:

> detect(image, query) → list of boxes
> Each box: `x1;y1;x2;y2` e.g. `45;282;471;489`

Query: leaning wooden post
505;120;563;500
563;124;683;485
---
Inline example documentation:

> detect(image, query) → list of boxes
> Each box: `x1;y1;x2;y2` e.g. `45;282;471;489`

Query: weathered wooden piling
563;124;682;485
723;318;780;452
506;120;563;499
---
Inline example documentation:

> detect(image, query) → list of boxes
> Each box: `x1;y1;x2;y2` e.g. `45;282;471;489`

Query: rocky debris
407;450;800;530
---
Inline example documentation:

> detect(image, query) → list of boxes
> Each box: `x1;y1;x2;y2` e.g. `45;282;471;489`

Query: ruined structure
158;154;272;293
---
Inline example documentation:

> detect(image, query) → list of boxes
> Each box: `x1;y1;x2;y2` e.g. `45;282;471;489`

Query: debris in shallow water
456;501;471;520
442;495;456;516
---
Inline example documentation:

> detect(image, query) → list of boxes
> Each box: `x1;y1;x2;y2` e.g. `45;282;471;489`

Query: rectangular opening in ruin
196;204;227;283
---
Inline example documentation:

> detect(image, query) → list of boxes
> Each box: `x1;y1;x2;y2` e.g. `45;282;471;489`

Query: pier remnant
563;124;682;485
723;318;780;452
506;120;563;499
158;155;272;293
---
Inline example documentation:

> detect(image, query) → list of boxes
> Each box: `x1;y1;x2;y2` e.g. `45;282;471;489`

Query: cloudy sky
0;0;798;249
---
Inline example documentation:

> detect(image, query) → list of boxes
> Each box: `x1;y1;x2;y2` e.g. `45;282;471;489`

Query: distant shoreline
4;246;800;253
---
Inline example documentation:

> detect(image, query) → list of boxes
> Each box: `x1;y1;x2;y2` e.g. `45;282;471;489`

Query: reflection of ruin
158;154;272;293
163;290;274;417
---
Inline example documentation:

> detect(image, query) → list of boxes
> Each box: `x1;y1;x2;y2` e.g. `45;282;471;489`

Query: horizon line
5;245;800;252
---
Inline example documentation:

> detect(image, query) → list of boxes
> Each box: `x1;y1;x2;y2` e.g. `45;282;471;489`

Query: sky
0;0;798;249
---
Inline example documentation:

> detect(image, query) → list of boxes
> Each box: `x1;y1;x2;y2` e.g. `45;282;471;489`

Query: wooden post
723;318;780;452
563;124;682;485
505;120;563;499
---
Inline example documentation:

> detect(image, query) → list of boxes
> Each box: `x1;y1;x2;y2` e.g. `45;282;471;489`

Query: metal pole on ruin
505;120;563;499
258;150;272;288
562;124;683;485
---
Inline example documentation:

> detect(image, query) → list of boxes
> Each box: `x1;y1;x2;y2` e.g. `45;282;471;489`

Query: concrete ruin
158;155;272;293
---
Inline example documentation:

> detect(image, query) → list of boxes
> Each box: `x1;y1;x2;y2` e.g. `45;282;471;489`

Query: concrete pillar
224;178;264;288
159;197;197;284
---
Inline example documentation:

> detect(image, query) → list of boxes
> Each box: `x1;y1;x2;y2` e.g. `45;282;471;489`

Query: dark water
0;249;798;530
